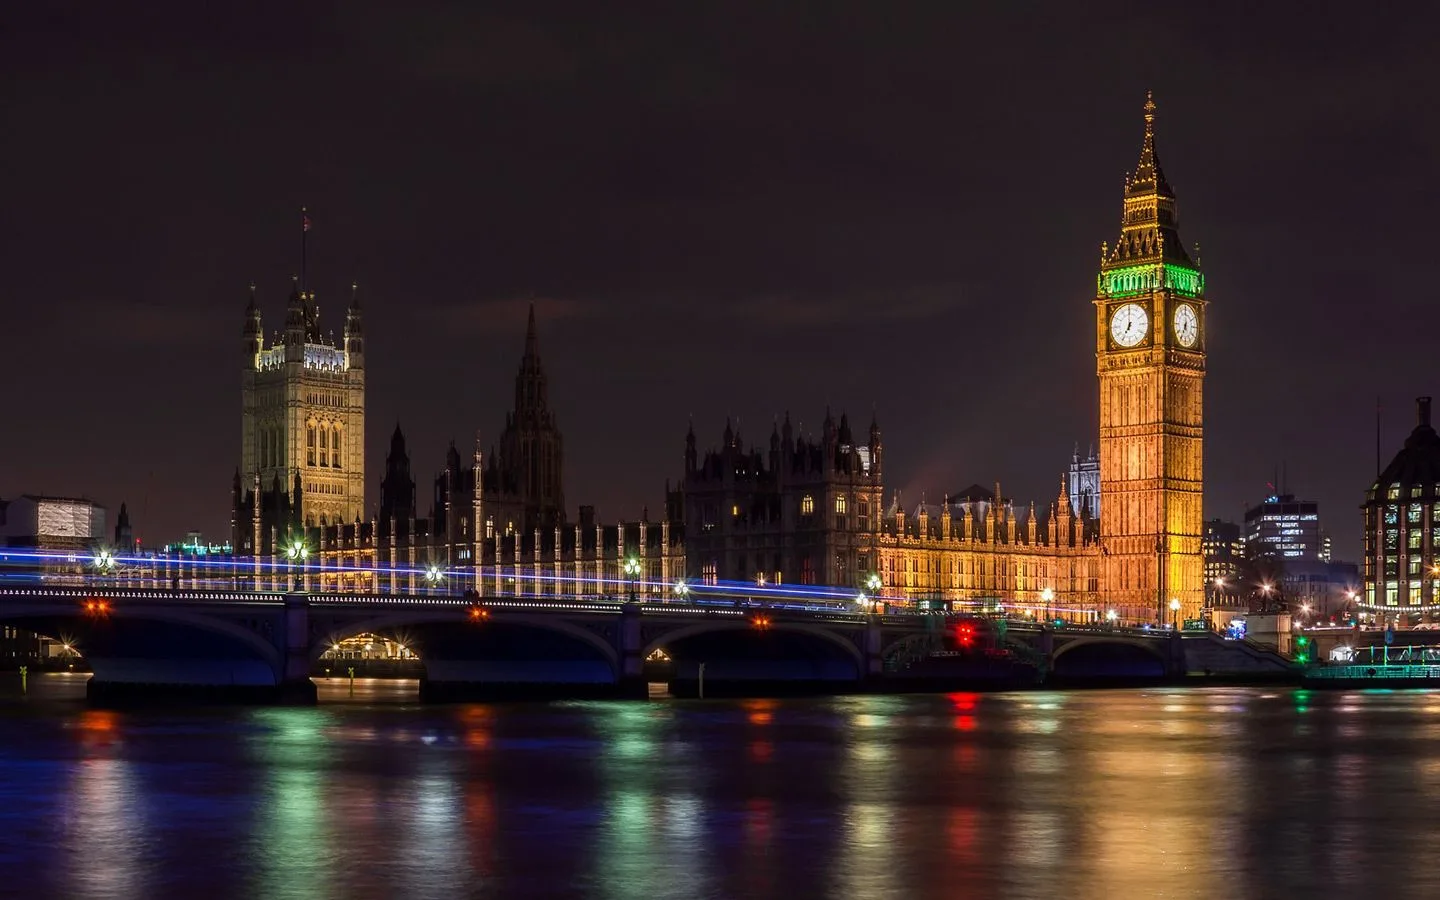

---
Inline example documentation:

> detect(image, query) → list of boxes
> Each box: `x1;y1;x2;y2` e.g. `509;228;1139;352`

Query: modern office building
1362;396;1440;617
1202;519;1244;587
1244;494;1323;561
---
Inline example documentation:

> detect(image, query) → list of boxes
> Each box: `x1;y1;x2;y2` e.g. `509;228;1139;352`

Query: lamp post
1169;597;1181;631
1106;609;1118;629
92;549;116;586
286;539;309;592
672;579;690;603
424;564;444;596
1041;587;1055;623
623;557;642;603
864;573;882;614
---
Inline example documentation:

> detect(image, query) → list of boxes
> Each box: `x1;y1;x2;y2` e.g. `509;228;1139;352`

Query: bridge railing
1309;663;1440;680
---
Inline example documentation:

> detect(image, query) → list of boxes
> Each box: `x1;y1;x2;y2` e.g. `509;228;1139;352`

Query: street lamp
1041;587;1055;622
424;564;445;595
1106;609;1118;627
672;579;690;602
865;572;883;594
92;549;116;585
1169;597;1181;630
286;539;309;592
623;557;642;603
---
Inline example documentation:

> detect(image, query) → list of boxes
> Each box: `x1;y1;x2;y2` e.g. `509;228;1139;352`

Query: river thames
2;675;1439;899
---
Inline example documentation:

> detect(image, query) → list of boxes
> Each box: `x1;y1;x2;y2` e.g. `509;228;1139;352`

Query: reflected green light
250;709;332;898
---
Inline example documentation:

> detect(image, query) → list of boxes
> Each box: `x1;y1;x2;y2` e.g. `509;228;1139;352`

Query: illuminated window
835;495;847;514
319;427;329;467
801;495;815;516
332;427;342;469
1410;504;1423;524
306;427;316;466
485;518;494;539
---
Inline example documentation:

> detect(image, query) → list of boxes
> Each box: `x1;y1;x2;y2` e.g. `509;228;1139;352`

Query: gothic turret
488;304;565;533
868;413;883;478
114;502;133;551
283;277;307;360
380;423;416;520
243;283;262;357
344;282;364;370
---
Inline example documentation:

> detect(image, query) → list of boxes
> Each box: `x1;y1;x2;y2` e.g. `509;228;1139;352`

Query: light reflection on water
5;678;1440;899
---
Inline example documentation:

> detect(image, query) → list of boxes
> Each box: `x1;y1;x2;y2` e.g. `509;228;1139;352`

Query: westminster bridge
0;581;1295;702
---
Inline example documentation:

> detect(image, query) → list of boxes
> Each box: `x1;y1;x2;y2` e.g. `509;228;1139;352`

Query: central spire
1127;90;1172;200
1101;91;1196;273
524;302;539;359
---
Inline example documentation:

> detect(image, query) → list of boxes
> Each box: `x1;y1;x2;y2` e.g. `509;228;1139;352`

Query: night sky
5;2;1438;558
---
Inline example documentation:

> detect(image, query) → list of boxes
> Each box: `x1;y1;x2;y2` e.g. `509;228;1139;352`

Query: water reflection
8;680;1440;899
249;708;333;900
66;756;145;900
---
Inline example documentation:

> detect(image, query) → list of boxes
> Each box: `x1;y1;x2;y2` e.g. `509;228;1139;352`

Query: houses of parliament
227;93;1205;625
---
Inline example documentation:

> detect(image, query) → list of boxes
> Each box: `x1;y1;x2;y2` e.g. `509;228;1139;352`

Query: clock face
1110;303;1149;348
1173;303;1199;347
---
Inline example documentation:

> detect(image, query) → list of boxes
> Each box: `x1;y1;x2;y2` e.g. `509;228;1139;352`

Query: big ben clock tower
1096;92;1205;625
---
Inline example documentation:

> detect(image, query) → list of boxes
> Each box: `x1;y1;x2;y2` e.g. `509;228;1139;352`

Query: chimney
1420;396;1433;428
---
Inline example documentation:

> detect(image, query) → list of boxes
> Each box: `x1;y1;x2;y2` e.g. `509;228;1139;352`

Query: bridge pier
862;616;884;690
276;594;318;703
616;603;647;698
1167;629;1187;677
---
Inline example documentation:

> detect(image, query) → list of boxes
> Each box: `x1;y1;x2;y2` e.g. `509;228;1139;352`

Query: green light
1100;263;1204;298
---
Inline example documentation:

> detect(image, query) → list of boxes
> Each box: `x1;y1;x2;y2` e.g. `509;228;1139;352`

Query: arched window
801;495;815;516
306;427;316;466
318;426;328;467
332;427;342;469
320;514;328;527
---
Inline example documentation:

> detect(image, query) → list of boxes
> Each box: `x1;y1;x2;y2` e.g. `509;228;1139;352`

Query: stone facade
236;275;365;546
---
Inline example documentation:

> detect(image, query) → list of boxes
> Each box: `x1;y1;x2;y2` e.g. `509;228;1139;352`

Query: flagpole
300;206;309;296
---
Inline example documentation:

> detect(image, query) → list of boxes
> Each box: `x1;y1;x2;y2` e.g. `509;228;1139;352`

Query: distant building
1202;519;1243;588
1068;445;1100;521
1245;494;1323;561
223;294;680;600
682;412;1101;609
0;495;106;550
681;411;883;588
1242;492;1360;617
1362;396;1440;618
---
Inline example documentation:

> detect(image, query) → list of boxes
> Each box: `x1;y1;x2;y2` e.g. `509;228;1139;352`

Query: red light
752;615;771;630
956;622;975;649
468;606;490;621
83;599;111;617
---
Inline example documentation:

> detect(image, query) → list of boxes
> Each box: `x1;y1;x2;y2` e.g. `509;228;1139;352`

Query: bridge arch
0;602;286;686
310;611;622;671
1050;636;1170;677
642;620;866;667
0;602;284;670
